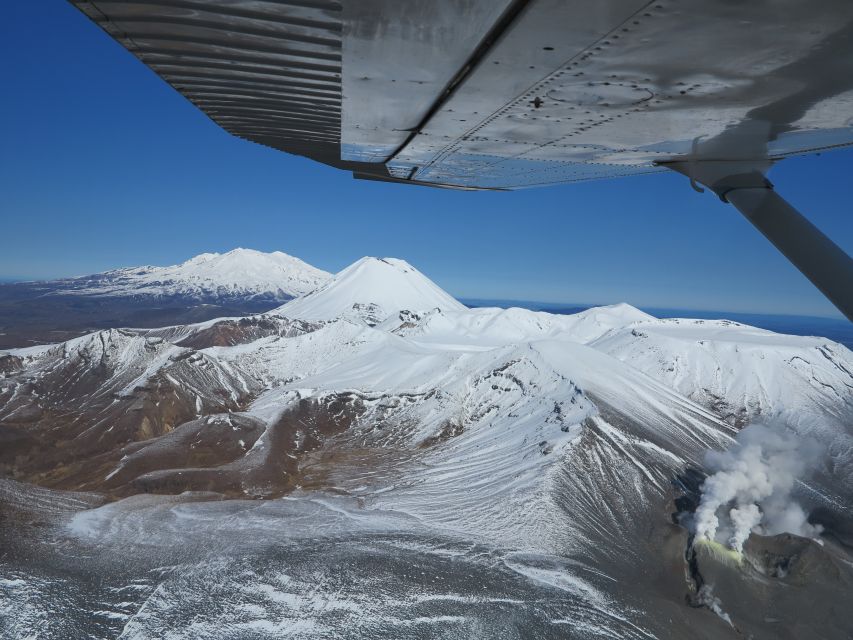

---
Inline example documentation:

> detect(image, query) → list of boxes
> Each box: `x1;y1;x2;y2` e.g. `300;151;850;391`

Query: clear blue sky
1;2;851;318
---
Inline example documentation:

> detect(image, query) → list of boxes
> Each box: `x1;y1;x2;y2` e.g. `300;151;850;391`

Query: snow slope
591;316;853;496
50;248;331;302
208;307;734;550
592;317;853;423
391;302;654;347
4;254;853;638
274;257;466;323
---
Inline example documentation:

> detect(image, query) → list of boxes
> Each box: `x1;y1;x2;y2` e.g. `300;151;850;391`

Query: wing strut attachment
666;161;853;322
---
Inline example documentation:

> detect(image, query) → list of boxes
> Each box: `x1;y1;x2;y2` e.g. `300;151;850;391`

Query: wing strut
666;161;853;322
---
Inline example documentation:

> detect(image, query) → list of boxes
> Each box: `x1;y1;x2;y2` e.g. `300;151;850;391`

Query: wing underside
70;1;853;189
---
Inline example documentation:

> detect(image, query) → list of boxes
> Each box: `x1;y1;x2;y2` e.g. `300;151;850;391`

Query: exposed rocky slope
1;256;852;639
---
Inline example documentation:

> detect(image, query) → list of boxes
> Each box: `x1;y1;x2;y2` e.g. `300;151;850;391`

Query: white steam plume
693;424;823;552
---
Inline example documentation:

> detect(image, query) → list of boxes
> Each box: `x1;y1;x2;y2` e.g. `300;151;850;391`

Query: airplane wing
68;1;853;319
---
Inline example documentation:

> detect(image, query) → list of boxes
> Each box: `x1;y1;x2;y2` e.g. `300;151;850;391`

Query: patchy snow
5;254;853;639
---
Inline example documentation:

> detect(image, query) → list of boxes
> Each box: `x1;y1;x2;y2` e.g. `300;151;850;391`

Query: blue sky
1;2;851;318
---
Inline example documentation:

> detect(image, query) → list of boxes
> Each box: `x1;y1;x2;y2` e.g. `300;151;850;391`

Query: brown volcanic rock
687;533;853;639
0;329;262;491
176;316;319;349
0;354;23;376
0;319;373;500
103;413;264;492
100;393;366;498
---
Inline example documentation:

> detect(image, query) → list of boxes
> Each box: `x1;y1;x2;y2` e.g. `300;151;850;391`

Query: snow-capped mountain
590;317;853;426
2;255;852;639
392;302;656;346
273;256;466;323
0;249;333;348
55;248;331;302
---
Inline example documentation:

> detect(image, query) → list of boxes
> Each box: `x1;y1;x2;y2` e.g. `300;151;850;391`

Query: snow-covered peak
273;257;466;323
183;252;220;265
592;316;853;424
57;249;331;302
547;303;655;343
166;248;327;286
388;302;656;347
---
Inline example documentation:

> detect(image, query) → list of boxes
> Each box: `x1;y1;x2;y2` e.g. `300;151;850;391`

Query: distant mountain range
0;249;331;348
465;299;853;350
46;248;330;302
3;253;852;637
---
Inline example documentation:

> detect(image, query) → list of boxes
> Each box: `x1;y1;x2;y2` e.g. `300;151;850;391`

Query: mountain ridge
2;253;853;638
